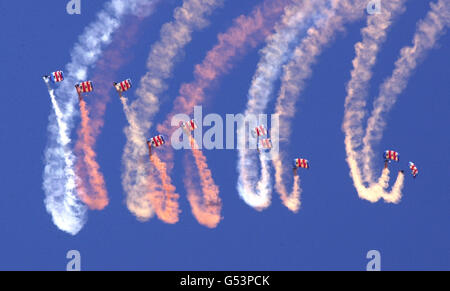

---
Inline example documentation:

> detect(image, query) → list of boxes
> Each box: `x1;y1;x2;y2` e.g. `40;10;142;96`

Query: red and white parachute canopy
148;135;166;148
43;71;64;83
180;119;197;132
259;138;272;150
51;71;64;83
293;158;310;169
253;125;267;137
409;162;419;178
114;79;132;92
384;150;399;162
75;81;94;93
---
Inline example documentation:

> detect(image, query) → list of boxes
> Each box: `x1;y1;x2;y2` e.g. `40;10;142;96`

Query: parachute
384;150;399;169
180;119;198;133
409;162;419;178
75;81;94;101
75;81;94;93
293;158;310;169
113;79;132;97
252;125;269;153
146;135;165;157
43;71;64;83
148;135;165;147
384;150;400;162
293;158;310;176
252;125;267;137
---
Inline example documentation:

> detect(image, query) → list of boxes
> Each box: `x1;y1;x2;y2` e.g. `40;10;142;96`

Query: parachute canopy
409;162;419;178
253;125;267;137
75;81;94;93
43;71;64;83
52;71;64;82
259;138;272;150
384;150;399;162
180;119;197;133
148;135;165;148
293;158;310;169
51;71;64;82
114;79;132;93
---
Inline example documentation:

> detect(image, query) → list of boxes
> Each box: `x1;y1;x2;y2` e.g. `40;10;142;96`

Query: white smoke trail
122;0;224;221
271;0;366;212
236;0;329;210
362;0;450;177
342;0;425;203
346;0;408;186
120;94;155;220
43;79;87;235
43;0;159;235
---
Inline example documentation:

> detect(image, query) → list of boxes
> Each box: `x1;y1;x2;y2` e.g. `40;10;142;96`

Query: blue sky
0;0;449;270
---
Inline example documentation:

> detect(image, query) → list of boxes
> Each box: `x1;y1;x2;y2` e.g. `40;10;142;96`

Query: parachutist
75;81;93;102
408;162;419;178
113;78;132;98
293;158;310;176
147;135;166;157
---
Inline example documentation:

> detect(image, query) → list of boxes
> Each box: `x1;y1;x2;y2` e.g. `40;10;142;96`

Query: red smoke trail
184;136;221;228
152;0;290;227
172;0;289;115
148;152;180;224
76;99;108;209
74;17;143;209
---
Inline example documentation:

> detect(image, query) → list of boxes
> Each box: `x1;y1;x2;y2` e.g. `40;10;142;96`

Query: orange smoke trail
122;92;180;223
151;0;290;227
148;152;180;224
172;0;289;116
75;99;108;209
184;136;221;228
121;94;180;223
122;0;225;223
74;18;143;210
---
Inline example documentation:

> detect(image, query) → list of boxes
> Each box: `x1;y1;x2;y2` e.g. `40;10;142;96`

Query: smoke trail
123;120;181;224
345;0;408;186
237;0;327;210
43;79;87;235
120;95;155;220
73;18;144;210
122;93;179;223
385;170;405;203
122;0;224;221
153;0;290;227
184;136;220;228
75;99;108;209
148;153;180;224
172;0;291;114
120;96;131;118
271;0;366;212
362;0;450;177
342;0;414;203
43;0;158;234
